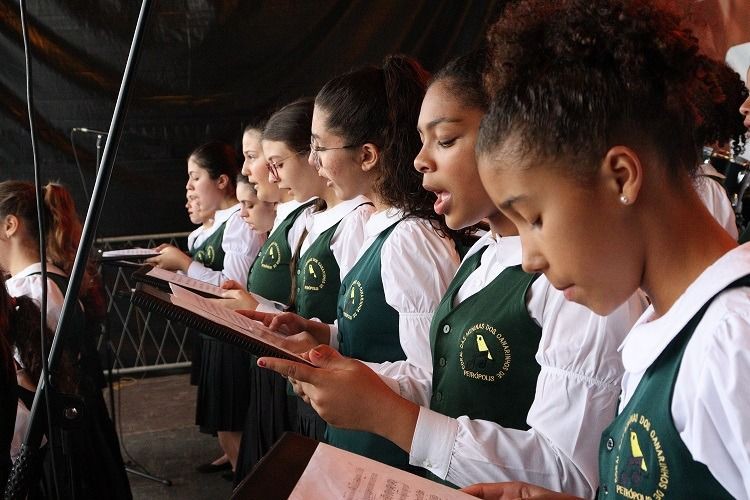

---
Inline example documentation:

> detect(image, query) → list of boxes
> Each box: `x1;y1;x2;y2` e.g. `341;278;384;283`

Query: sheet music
168;284;307;362
290;443;475;500
147;267;224;296
147;266;286;311
100;247;159;258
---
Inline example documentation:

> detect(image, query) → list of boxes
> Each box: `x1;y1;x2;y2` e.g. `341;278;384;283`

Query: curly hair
315;55;452;234
1;279;76;392
699;57;748;157
477;0;744;181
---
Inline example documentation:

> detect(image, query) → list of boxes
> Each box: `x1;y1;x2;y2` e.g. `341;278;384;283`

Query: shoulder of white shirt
621;243;750;372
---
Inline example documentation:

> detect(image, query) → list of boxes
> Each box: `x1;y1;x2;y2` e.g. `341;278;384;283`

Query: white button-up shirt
379;232;647;497
328;208;460;374
186;203;265;285
620;243;750;499
299;195;374;280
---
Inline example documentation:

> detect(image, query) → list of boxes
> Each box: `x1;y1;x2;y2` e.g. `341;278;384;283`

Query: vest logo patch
342;280;364;320
260;242;282;270
458;323;511;382
303;258;327;291
195;245;215;266
613;412;670;499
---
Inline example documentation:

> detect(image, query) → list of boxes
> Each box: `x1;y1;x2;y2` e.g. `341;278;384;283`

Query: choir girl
148;142;264;477
0;180;131;499
257;51;646;497
460;0;750;497
220;121;315;310
235;174;276;236
148;141;264;285
252;55;461;471
692;58;749;239
0;275;18;490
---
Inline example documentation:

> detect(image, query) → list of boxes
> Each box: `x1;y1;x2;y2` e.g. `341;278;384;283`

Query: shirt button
435;392;443;402
442;325;450;334
297;269;301;275
606;437;614;451
438;357;446;367
602;485;608;495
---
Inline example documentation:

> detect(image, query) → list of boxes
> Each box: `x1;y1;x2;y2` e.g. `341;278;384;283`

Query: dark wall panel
0;0;505;236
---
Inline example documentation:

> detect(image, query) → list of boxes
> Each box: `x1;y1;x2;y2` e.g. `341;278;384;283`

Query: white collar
273;199;302;228
213;203;241;226
11;262;67;280
621;243;750;372
364;207;405;239
462;231;522;266
309;195;371;233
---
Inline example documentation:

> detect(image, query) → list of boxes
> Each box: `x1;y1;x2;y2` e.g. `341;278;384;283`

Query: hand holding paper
258;345;419;450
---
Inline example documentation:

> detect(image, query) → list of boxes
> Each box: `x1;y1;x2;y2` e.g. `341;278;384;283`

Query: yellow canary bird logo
630;431;648;472
476;334;493;360
309;264;317;279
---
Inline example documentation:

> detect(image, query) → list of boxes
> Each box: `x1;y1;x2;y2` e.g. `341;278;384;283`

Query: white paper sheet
147;266;225;296
290;443;476;500
146;266;286;311
167;284;307;362
100;247;159;258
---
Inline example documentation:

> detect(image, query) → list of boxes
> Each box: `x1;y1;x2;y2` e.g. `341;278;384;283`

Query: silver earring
619;194;629;205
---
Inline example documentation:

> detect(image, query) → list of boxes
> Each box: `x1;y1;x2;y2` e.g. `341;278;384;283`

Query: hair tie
9;296;18;311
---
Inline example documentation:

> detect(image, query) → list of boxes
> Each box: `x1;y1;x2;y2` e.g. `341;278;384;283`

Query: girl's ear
216;174;230;191
1;214;19;240
600;146;643;205
360;143;380;173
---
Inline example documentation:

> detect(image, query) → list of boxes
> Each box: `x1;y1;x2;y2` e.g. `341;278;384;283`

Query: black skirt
195;336;252;433
18;385;132;500
234;361;296;485
294;398;327;441
188;329;203;386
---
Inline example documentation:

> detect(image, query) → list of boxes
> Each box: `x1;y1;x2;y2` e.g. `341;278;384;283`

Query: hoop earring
619;194;630;205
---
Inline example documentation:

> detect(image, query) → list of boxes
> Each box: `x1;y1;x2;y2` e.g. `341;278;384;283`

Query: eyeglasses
266;149;309;181
309;137;358;170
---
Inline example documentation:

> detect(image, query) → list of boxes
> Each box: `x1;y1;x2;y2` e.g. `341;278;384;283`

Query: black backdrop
0;0;505;236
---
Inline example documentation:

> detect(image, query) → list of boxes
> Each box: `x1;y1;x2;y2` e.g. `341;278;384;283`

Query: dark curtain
0;0;506;236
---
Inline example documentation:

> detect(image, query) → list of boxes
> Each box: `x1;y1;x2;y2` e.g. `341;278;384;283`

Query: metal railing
96;232;193;375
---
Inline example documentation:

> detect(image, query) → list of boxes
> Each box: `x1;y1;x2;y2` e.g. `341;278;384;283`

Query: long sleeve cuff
408;407;458;478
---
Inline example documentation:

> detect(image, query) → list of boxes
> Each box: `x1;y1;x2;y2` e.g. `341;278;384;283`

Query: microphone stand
5;1;154;497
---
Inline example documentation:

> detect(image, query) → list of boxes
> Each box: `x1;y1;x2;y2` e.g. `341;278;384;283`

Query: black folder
130;283;312;365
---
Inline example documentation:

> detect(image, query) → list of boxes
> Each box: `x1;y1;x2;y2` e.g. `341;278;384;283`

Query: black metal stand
4;1;154;498
125;465;173;486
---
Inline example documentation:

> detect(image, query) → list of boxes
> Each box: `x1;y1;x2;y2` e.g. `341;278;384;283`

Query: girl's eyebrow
500;194;527;210
418;116;462;133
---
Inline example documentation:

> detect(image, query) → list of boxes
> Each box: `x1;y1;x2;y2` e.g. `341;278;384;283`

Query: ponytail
8;294;77;391
43;182;83;276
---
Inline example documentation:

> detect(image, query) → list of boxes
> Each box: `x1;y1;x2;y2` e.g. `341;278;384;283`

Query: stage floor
110;372;235;499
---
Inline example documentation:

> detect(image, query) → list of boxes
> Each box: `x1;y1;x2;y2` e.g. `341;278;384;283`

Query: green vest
426;248;540;486
597;276;750;499
246;201;313;304
192;212;236;271
326;220;414;471
430;248;541;426
294;222;342;323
